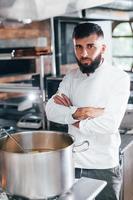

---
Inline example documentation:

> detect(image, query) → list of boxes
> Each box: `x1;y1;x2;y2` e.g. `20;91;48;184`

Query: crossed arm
53;93;104;128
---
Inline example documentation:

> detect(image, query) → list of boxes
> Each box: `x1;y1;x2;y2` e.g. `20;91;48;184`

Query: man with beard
46;23;130;200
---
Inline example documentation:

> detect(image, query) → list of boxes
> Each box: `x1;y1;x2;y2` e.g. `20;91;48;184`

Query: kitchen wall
0;19;52;83
0;19;51;46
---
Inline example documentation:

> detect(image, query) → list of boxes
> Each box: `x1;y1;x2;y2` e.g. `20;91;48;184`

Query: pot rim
0;130;75;155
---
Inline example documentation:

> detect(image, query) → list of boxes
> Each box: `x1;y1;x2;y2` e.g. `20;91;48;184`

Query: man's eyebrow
75;43;94;46
87;43;95;45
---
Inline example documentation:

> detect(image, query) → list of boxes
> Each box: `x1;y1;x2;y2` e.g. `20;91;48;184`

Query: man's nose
81;48;88;57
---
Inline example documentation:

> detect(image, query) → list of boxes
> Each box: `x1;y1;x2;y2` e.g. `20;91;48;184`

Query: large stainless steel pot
0;131;77;199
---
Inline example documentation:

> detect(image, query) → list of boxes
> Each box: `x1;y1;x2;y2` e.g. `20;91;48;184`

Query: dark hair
72;22;104;39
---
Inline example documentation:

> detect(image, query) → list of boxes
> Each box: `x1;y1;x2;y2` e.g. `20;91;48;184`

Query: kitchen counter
120;134;133;154
65;177;107;200
120;134;133;200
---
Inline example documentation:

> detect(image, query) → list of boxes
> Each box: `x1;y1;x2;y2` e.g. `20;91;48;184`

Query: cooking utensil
0;128;25;153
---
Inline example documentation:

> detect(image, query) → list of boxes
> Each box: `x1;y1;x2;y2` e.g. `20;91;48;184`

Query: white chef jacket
46;61;130;169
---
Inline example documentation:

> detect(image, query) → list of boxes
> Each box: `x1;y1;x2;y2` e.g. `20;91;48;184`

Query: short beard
76;54;102;74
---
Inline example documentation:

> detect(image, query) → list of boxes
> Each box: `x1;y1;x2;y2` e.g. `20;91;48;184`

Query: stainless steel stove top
0;178;107;200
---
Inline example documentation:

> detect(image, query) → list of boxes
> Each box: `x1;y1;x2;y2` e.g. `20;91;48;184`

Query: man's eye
75;45;82;49
87;44;94;49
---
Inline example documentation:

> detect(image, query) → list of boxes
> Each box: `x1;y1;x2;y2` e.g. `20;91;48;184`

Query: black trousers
75;166;122;200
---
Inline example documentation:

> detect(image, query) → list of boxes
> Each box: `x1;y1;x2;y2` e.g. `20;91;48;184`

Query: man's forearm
51;93;104;126
72;107;104;120
46;97;78;125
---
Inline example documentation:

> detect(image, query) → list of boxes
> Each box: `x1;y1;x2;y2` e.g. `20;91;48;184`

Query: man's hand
72;107;104;120
72;121;80;128
53;93;72;107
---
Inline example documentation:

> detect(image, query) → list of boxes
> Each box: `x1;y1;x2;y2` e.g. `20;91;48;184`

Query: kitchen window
112;22;133;71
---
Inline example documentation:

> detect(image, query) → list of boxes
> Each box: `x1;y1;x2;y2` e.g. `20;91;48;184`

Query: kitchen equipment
0;177;107;200
0;0;113;21
0;131;89;199
0;126;16;137
17;114;42;129
0;128;25;153
11;48;51;58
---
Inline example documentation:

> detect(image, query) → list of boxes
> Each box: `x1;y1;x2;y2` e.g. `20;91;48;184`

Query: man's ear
101;44;106;54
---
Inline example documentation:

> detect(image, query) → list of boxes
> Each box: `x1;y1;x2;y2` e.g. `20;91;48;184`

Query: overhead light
22;19;32;24
28;93;37;101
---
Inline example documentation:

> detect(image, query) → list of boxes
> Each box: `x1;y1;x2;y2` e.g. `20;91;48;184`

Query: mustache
80;57;92;62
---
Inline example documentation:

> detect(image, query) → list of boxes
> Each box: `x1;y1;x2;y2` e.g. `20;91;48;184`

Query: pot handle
72;140;89;153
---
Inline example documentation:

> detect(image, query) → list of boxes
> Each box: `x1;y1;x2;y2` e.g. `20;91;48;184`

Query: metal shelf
0;53;12;60
0;83;40;94
0;53;48;60
0;52;47;129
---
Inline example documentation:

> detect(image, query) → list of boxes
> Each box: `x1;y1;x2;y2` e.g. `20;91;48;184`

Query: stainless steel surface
38;55;46;129
0;129;25;153
0;178;107;200
59;178;107;200
0;83;40;93
0;0;113;21
100;0;133;11
50;18;57;76
0;50;48;130
0;53;12;60
0;53;35;60
0;131;75;199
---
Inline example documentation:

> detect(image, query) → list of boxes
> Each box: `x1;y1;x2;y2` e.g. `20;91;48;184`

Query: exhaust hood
100;0;133;11
96;0;133;21
0;0;114;21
